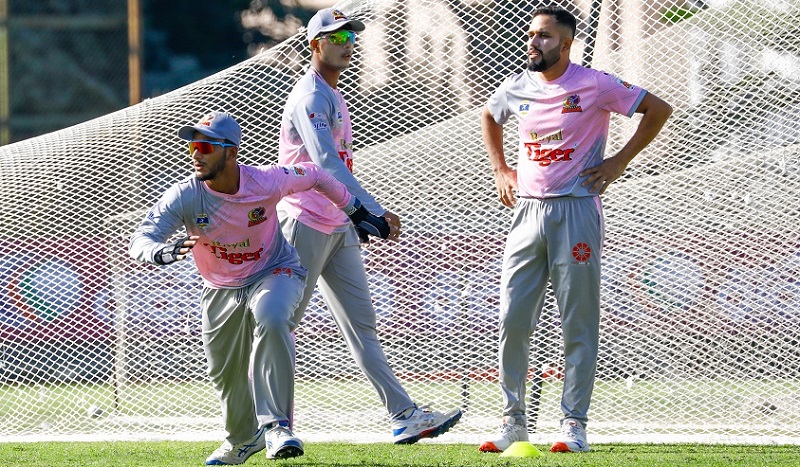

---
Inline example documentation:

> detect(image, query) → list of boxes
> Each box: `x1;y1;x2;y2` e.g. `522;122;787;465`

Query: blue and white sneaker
265;421;304;460
392;405;462;444
550;418;590;453
205;427;266;465
479;415;528;452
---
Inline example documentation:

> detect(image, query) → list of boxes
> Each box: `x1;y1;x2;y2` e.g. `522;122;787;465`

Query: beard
196;152;227;181
527;47;561;72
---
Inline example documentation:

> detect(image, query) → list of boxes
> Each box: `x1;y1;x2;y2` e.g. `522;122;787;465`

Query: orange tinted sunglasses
188;140;236;155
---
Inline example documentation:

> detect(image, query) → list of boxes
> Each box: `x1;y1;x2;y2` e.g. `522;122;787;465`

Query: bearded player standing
479;5;672;454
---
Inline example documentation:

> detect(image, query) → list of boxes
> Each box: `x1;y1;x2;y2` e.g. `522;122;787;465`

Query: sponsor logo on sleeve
616;77;634;89
604;72;635;90
280;166;307;176
309;112;329;131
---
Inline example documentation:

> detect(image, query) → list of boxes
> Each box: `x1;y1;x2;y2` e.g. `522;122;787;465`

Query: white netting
1;0;799;444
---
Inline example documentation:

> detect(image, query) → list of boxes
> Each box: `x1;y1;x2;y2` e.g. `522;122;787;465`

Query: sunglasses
188;140;236;155
317;30;357;45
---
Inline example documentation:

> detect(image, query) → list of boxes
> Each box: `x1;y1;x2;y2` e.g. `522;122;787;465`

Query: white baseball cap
306;8;365;44
177;111;241;147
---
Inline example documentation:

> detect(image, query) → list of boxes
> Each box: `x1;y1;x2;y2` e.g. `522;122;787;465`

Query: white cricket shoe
265;422;304;459
392;405;462;444
205;427;266;465
478;415;528;452
550;418;590;453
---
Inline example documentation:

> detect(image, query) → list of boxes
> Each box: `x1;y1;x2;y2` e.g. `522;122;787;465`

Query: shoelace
414;405;433;417
499;421;521;436
272;426;293;440
562;422;582;438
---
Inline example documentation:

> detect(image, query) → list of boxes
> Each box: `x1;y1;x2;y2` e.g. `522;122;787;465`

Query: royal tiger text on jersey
206;244;265;265
524;141;575;167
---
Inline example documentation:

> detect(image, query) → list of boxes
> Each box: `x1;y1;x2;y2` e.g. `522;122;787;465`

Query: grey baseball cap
306;8;365;44
177;111;241;147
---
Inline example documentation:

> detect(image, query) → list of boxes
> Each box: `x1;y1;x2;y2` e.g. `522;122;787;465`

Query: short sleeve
485;77;514;125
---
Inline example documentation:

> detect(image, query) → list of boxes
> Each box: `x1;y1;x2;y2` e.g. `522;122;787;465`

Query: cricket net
1;0;799;444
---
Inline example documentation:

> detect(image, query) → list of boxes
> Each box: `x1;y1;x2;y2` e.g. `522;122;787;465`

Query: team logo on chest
562;94;583;113
196;213;210;228
247;207;267;227
519;100;531;117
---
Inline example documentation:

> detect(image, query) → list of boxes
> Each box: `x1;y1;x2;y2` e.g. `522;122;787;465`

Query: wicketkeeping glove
345;199;391;240
154;236;192;265
356;226;371;244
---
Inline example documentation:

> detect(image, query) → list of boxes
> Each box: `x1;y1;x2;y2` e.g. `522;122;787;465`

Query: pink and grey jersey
129;163;353;289
278;68;383;234
486;62;646;198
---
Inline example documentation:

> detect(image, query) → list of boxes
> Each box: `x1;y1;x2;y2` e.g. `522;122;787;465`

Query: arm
482;106;517;208
580;91;673;194
128;186;198;265
292;93;400;238
291;93;385;215
285;163;394;242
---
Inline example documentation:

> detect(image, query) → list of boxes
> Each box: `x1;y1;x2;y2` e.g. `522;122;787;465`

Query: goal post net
1;0;799;444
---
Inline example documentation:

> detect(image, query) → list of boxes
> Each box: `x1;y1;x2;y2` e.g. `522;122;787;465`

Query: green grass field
1;442;800;466
3;376;800;466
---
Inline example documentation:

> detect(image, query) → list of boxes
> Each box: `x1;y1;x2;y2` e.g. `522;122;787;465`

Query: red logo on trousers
572;243;591;262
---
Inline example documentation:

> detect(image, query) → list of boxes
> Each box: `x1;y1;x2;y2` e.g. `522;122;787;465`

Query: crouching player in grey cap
276;7;463;445
129;111;390;464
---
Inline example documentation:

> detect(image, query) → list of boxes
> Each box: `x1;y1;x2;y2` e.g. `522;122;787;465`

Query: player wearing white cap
478;5;672;454
276;8;462;443
129;111;390;464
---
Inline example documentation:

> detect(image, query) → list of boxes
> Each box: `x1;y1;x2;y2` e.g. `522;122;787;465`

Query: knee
254;308;293;333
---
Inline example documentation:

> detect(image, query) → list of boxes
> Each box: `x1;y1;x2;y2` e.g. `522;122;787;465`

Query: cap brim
178;125;223;141
319;19;365;35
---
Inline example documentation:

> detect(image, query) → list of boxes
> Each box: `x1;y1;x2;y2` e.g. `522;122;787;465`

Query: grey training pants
498;196;603;426
201;266;306;443
281;216;415;418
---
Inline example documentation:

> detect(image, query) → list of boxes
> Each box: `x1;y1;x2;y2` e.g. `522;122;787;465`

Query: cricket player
129;111;391;464
276;8;462;443
478;5;672;454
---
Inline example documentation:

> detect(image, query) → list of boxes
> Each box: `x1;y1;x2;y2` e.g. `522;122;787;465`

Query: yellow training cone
499;441;544;458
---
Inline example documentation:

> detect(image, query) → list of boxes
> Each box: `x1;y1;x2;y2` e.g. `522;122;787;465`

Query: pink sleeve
597;72;646;117
297;162;353;209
